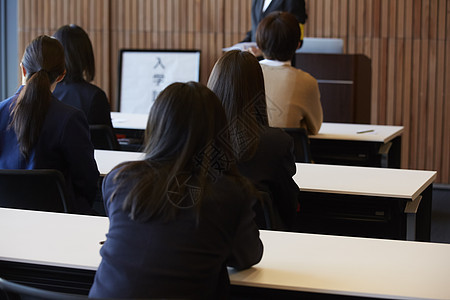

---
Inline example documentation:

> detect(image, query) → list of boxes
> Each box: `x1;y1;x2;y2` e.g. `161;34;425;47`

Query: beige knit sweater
261;63;323;135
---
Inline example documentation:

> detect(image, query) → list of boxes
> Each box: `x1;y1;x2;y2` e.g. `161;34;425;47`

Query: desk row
94;150;436;241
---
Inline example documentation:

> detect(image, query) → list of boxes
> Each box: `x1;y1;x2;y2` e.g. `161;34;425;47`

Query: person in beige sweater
256;11;323;134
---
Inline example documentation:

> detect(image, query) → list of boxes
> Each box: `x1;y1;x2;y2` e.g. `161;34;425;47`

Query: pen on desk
356;129;375;134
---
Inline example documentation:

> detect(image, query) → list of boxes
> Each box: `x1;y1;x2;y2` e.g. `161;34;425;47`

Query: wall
17;0;449;183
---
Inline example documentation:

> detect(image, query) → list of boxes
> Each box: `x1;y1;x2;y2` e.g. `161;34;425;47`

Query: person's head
115;82;237;222
256;11;301;61
144;81;231;168
207;50;268;161
53;24;95;82
12;35;65;159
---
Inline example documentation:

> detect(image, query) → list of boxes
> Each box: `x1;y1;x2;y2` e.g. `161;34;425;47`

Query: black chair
0;277;88;300
89;124;121;150
0;169;70;213
282;128;312;163
254;191;284;230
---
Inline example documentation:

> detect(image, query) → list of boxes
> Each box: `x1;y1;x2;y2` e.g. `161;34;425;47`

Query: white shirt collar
260;59;292;67
262;0;273;12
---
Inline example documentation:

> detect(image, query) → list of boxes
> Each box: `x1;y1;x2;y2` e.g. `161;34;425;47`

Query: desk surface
111;112;148;130
310;122;404;143
110;113;404;143
295;163;436;201
94;150;436;201
1;208;449;300
94;149;144;175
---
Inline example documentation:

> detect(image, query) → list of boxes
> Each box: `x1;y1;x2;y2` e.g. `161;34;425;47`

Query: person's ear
55;70;66;83
20;63;27;77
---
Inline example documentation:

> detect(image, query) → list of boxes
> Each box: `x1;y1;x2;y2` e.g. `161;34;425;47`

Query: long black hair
53;24;95;83
110;82;251;222
10;35;65;159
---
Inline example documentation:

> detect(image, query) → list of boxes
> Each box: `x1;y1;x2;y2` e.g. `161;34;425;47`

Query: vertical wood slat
16;0;449;183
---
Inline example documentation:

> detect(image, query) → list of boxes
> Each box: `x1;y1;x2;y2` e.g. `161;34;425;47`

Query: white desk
311;123;404;143
94;149;143;175
294;163;436;241
295;163;435;201
111;112;148;130
309;122;404;168
109;116;405;167
0;208;449;299
93;150;436;240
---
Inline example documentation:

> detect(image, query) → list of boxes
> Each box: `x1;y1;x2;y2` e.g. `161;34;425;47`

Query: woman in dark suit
89;82;263;299
0;35;99;214
52;24;113;128
207;50;299;230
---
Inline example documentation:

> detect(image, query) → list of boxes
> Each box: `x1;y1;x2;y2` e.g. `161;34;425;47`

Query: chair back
89;124;121;150
0;169;69;213
0;277;88;300
254;191;285;230
282;128;312;163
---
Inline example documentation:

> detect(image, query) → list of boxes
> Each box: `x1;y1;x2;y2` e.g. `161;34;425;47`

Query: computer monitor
296;38;344;54
118;49;201;114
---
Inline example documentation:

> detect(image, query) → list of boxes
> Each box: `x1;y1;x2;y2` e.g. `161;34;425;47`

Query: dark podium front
294;53;372;124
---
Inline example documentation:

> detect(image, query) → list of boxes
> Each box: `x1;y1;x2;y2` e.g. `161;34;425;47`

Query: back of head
53;24;95;82
145;81;232;169
119;82;236;222
12;35;65;158
256;11;300;61
207;50;268;161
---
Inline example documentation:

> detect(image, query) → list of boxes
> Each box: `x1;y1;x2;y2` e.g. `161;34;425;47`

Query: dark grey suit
243;0;308;42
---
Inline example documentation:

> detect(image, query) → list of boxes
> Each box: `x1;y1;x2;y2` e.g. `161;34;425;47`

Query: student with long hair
89;82;263;299
208;50;299;230
52;24;113;128
0;35;99;214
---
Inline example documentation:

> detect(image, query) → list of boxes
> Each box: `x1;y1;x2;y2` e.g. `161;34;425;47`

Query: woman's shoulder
56;81;107;96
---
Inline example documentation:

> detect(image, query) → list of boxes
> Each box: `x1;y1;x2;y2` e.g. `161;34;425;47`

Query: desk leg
405;195;422;241
415;185;433;242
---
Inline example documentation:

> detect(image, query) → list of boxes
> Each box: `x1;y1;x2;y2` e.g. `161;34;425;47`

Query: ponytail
11;69;52;159
9;35;65;159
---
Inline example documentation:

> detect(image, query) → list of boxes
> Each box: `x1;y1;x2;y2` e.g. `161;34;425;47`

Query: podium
294;53;371;124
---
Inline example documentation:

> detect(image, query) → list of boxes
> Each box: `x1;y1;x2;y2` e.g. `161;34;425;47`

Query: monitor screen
296;38;344;54
118;49;201;114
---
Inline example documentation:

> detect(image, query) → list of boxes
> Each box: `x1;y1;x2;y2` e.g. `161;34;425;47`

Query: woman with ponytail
0;35;99;214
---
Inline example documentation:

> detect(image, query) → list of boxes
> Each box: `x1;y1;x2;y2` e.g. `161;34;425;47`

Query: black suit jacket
238;127;299;230
89;164;263;299
53;80;113;128
243;0;307;42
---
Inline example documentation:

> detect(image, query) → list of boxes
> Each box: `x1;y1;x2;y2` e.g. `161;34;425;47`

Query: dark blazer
238;127;299;230
89;164;263;299
0;87;99;214
243;0;308;42
53;80;113;128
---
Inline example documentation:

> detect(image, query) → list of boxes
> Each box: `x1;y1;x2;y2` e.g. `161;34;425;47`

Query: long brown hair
110;82;247;222
10;35;65;159
207;50;268;161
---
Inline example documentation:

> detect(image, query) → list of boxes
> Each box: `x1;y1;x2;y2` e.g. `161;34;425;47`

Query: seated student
256;11;323;134
52;24;113;128
89;82;263;299
0;35;99;214
208;50;299;230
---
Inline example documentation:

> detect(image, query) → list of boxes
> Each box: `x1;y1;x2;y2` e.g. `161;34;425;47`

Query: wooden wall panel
17;0;449;183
